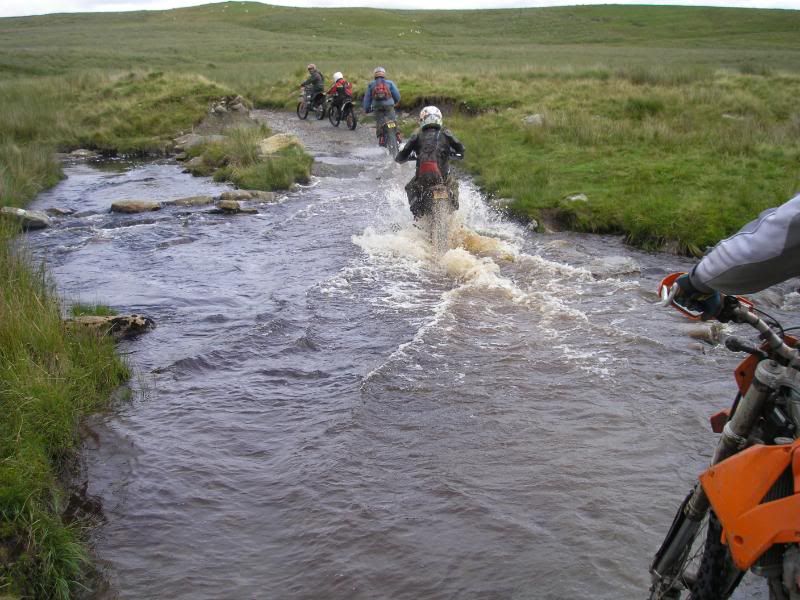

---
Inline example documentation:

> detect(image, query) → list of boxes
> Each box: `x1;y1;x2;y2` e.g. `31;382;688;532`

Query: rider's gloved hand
674;273;723;321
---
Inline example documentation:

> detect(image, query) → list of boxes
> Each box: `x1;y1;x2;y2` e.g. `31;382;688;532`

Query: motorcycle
327;96;358;130
648;272;800;600
296;87;326;121
405;151;463;256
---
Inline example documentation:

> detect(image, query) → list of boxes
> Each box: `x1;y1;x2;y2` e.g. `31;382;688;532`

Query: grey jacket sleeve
689;193;800;295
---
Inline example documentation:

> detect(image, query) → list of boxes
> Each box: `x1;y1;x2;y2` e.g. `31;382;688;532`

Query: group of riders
297;65;800;600
300;63;465;220
299;63;800;307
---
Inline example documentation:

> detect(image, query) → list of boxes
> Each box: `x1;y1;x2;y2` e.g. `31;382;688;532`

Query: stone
258;133;302;157
209;199;259;215
522;114;545;126
165;195;215;207
219;190;276;202
69;148;98;158
67;314;155;339
564;193;588;203
216;199;241;213
0;206;51;230
45;207;75;217
110;200;161;214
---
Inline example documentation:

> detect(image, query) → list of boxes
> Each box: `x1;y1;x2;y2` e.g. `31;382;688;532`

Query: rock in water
67;314;155;339
258;133;302;157
0;206;51;230
110;200;161;214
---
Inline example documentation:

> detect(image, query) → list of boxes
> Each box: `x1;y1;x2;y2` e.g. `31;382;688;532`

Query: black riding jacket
395;125;465;179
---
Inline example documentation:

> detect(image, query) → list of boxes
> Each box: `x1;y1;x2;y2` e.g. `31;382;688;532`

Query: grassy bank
0;221;129;599
3;2;799;251
184;126;314;190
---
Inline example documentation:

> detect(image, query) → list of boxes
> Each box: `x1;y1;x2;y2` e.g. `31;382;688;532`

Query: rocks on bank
0;206;51;230
66;314;155;340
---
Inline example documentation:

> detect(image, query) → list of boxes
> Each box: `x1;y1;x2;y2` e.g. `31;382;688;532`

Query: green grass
0;223;129;599
0;3;800;595
69;303;117;317
185;125;313;190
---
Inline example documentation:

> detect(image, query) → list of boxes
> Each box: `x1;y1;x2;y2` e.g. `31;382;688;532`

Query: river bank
0;75;314;598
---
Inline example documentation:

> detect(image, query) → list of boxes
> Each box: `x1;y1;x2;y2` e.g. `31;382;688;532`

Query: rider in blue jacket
362;66;401;146
672;192;800;319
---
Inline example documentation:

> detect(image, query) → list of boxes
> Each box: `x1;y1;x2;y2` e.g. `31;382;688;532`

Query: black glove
674;273;723;321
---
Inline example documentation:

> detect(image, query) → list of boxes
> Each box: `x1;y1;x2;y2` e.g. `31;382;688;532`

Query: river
25;110;798;599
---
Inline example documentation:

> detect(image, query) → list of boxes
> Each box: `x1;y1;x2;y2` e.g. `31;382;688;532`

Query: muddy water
25;111;798;599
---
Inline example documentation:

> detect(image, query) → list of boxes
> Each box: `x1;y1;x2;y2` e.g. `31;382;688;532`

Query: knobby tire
649;511;743;600
328;105;341;127
296;101;309;120
386;126;399;158
689;513;743;600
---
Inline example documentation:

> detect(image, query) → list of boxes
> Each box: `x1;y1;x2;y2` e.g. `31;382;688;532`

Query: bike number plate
432;189;448;201
387;122;396;128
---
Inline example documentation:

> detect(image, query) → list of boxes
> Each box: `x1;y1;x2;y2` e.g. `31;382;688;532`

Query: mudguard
700;439;800;570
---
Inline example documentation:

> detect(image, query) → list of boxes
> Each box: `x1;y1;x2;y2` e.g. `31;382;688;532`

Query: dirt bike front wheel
649;510;743;600
328;105;341;127
296;101;308;120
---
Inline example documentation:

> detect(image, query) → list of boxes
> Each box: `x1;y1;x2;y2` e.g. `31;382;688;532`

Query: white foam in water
350;173;642;379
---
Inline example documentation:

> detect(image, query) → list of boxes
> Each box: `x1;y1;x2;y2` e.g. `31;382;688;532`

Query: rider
362;66;401;146
325;71;353;115
299;63;325;98
395;106;465;219
672;192;800;320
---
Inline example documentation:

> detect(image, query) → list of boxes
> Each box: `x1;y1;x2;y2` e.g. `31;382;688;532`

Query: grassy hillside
3;2;798;251
0;8;799;593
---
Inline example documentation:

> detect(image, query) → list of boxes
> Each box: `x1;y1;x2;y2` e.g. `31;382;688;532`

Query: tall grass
0;222;129;599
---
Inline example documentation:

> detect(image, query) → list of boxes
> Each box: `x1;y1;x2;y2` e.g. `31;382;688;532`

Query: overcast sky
2;0;799;19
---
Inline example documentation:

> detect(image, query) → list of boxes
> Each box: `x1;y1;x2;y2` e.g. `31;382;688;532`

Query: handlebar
660;276;799;367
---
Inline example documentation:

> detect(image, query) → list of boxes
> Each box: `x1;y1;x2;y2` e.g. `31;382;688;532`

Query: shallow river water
25;110;799;599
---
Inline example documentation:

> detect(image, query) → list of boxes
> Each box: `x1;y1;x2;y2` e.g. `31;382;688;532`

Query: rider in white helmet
325;71;353;116
395;106;465;218
363;67;401;146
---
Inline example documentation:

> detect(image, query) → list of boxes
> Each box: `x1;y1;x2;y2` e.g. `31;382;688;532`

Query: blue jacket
362;77;400;112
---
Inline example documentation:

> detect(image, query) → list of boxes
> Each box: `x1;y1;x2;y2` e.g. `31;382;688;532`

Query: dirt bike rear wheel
385;125;399;157
296;101;308;120
345;106;357;130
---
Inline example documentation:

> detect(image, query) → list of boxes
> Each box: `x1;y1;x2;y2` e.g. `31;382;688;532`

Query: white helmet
419;106;443;128
373;66;386;78
333;71;343;81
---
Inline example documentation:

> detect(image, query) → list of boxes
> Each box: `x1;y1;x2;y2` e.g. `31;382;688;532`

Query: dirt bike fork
650;360;779;587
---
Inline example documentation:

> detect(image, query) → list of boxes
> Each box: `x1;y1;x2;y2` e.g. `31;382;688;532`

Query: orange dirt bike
296;87;325;121
649;272;800;600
